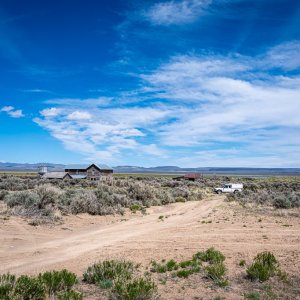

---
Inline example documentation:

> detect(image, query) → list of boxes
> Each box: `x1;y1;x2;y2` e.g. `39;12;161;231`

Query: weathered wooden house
65;163;113;181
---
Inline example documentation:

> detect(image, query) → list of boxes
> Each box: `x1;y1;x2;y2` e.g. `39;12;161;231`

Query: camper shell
214;183;243;194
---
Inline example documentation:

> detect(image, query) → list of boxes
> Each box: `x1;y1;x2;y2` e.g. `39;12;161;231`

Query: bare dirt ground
1;195;300;299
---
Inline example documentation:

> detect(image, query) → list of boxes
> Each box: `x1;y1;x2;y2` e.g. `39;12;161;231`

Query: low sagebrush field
0;175;299;299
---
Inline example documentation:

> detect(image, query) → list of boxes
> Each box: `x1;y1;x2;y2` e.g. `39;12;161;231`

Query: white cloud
1;106;14;112
137;42;300;166
22;89;53;94
67;111;92;120
40;107;62;117
8;109;24;118
141;144;167;156
34;41;300;167
142;53;300;147
35;105;169;163
264;41;300;71
144;0;212;25
1;106;24;118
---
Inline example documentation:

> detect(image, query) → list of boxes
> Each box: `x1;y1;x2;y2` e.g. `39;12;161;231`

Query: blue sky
1;0;300;167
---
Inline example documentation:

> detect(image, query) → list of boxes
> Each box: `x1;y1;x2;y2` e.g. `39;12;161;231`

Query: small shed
42;172;72;180
174;173;202;181
184;173;201;181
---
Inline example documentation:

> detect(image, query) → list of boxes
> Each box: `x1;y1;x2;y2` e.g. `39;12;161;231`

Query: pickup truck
214;183;243;194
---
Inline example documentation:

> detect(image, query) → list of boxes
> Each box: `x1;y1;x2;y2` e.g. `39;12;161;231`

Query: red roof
184;173;200;179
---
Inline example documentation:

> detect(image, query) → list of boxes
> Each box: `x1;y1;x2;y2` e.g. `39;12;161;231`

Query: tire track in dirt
0;196;223;274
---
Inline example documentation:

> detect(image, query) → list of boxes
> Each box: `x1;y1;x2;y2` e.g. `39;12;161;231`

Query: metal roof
65;164;90;170
70;174;87;179
42;172;68;179
65;163;113;170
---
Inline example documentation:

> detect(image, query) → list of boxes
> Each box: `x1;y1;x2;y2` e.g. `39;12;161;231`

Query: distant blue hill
0;162;299;175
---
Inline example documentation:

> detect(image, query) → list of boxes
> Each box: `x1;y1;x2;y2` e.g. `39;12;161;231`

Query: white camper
214;183;243;194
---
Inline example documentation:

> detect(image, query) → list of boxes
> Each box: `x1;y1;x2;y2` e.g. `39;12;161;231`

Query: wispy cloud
263;40;300;71
143;0;212;25
136;41;300;166
34;105;170;163
67;111;92;121
21;89;55;94
40;107;63;117
1;106;24;118
33;40;300;166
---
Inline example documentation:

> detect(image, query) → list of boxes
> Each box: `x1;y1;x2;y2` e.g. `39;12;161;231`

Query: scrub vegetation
0;270;81;300
226;178;300;209
0;175;205;223
0;250;294;299
0;174;299;299
0;175;299;225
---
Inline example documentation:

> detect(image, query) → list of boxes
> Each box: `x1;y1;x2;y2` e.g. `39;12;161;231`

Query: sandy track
1;195;300;299
0;196;223;275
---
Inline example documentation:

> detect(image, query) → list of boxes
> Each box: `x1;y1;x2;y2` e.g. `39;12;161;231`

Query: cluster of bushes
150;249;288;289
227;180;300;209
0;269;81;300
0;176;204;221
1;175;299;221
83;260;157;300
0;250;289;299
151;247;228;287
246;252;286;282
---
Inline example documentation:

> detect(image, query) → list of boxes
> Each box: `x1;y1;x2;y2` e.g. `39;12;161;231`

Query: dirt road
1;194;299;276
0;196;224;275
1;195;300;299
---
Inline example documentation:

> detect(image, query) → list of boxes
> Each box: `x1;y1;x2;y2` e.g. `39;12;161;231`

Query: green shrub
83;260;134;284
166;259;178;271
0;271;80;300
130;203;142;213
69;189;99;214
150;261;168;273
244;291;261;300
14;275;45;300
176;261;200;278
0;176;27;191
239;259;246;267
246;252;279;282
179;260;193;268
205;262;228;287
193;247;225;264
0;273;16;300
5;191;39;208
111;275;157;300
273;196;292;209
35;184;62;209
175;196;186;203
39;269;78;296
57;290;83;300
0;190;8;200
99;279;113;289
176;269;194;278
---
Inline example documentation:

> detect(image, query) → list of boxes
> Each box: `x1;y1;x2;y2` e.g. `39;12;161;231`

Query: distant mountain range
0;162;300;175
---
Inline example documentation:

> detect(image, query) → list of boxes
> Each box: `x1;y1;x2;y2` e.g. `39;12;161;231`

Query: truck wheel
233;190;238;194
217;190;222;194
